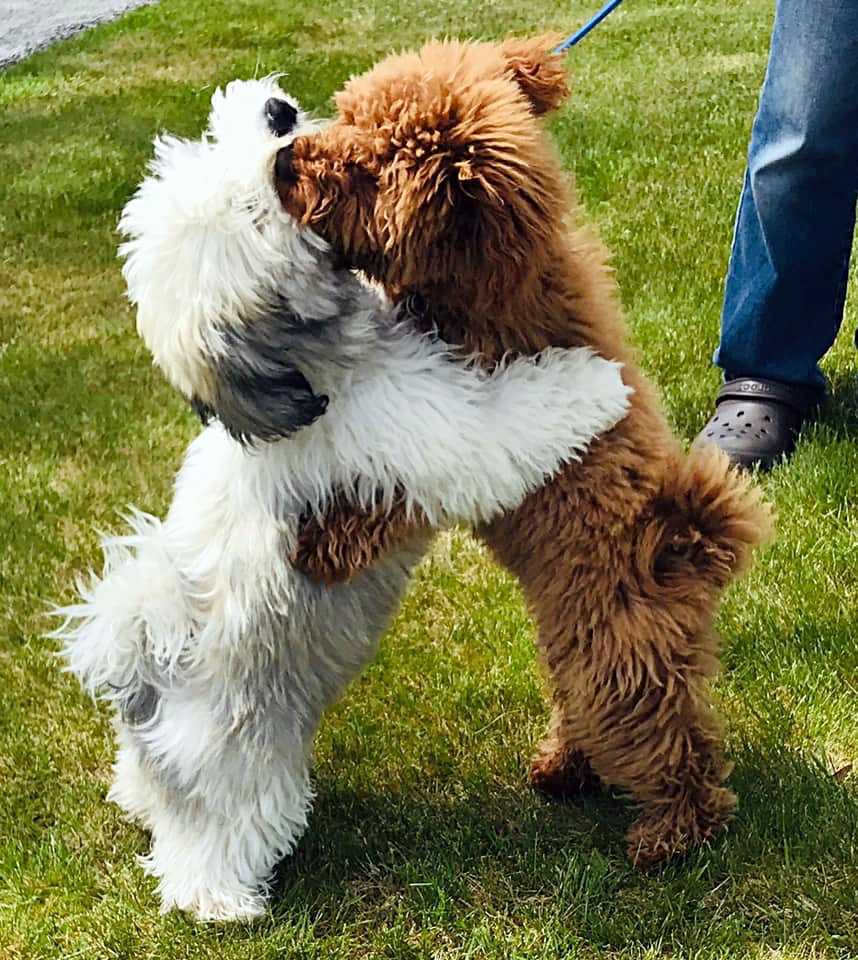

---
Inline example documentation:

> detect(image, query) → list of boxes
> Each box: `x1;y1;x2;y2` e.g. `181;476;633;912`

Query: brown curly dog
274;35;773;868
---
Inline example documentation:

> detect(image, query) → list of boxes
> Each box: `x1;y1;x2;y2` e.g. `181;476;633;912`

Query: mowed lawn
1;1;857;957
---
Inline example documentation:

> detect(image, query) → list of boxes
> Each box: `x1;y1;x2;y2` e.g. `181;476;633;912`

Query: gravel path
0;0;154;69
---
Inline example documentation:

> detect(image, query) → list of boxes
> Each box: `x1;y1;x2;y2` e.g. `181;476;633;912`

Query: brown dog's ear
500;34;570;115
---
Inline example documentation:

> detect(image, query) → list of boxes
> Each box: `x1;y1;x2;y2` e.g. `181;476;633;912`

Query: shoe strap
715;378;820;414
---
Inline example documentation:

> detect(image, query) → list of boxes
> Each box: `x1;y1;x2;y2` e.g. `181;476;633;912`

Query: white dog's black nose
265;98;298;137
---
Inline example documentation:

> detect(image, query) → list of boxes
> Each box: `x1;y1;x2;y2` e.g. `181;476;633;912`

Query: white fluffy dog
54;78;632;921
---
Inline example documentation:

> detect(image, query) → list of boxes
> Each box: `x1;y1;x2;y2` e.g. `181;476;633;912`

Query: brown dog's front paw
530;748;602;800
290;520;353;586
290;545;346;586
291;492;420;585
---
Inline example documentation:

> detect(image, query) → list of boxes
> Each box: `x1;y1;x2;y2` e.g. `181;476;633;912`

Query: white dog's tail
51;510;194;701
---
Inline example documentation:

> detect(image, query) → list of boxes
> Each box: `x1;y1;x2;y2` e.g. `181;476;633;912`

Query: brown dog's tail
674;443;774;569
638;444;775;600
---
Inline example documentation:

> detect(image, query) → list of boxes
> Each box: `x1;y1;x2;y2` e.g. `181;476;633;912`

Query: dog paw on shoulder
290;523;353;585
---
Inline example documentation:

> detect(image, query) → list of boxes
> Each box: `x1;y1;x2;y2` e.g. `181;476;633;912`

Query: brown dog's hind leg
521;446;771;867
529;664;731;857
529;703;602;798
543;631;736;868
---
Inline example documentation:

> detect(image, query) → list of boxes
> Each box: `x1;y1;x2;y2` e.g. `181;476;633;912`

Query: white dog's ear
197;304;329;444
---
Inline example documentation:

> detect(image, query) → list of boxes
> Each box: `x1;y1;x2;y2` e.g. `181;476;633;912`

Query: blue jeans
714;0;858;393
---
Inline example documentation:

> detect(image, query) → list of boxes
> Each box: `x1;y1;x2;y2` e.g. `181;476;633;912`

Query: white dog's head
205;77;307;188
119;77;338;442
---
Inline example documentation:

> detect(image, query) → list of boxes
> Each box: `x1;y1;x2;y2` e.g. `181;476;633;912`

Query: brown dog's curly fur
278;36;773;867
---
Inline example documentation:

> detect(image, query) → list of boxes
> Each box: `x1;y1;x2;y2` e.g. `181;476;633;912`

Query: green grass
1;1;857;957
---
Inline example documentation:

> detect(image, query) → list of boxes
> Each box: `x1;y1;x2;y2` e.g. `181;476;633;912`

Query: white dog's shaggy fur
54;78;632;921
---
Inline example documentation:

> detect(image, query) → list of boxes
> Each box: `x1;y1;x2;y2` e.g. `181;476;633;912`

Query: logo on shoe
736;381;773;394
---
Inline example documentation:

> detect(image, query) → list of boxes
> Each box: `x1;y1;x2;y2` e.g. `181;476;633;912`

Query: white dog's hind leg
132;690;314;922
108;722;170;830
143;792;310;922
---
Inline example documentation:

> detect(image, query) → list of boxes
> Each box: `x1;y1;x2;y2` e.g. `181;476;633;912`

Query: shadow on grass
261;739;858;950
824;368;858;433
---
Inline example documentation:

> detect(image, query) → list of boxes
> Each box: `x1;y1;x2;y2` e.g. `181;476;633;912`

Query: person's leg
700;0;858;467
718;0;858;389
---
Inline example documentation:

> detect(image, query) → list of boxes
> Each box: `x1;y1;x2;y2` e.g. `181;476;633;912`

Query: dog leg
291;493;421;585
132;690;313;921
108;722;171;830
523;446;770;867
111;704;312;919
537;631;735;868
529;703;602;799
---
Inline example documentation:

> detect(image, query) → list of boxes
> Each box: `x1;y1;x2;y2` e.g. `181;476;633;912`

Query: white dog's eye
265;98;298;137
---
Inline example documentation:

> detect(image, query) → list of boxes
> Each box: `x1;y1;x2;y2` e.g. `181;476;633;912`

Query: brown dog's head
275;35;571;314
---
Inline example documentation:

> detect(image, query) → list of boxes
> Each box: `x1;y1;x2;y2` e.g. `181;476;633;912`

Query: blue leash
554;0;625;53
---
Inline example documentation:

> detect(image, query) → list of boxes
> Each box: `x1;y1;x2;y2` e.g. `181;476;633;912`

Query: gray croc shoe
694;377;821;470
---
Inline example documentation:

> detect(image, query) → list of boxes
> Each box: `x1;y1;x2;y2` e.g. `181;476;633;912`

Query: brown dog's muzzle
275;145;296;182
